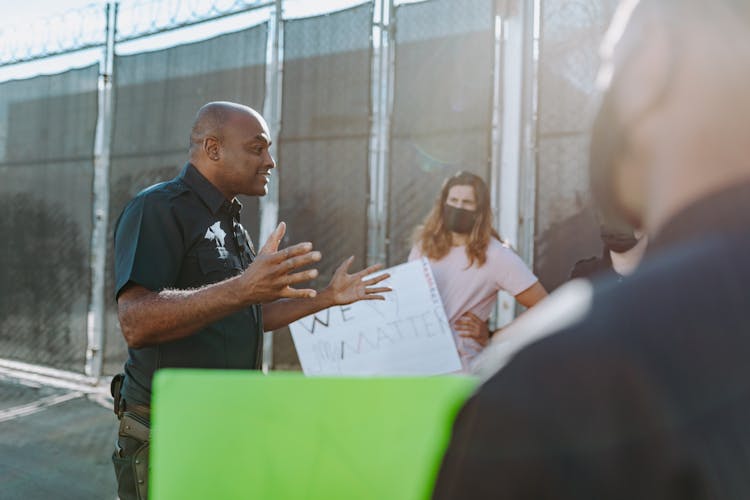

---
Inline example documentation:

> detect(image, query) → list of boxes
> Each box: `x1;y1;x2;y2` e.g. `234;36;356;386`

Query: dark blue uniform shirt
114;163;262;407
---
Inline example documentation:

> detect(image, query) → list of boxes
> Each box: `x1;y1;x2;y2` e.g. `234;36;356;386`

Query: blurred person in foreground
111;101;390;499
570;216;648;281
433;1;750;498
408;172;547;371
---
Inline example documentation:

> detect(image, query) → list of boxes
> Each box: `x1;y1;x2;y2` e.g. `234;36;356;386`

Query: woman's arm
488;282;549;338
514;281;548;308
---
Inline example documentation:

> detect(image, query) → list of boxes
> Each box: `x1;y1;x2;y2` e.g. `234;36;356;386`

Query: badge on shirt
205;221;229;259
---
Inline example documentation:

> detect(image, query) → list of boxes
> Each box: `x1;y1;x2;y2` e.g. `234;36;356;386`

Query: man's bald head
189;101;263;156
593;0;750;234
186;101;275;200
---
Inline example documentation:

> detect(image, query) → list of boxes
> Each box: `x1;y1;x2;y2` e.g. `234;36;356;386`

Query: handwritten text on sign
289;259;461;376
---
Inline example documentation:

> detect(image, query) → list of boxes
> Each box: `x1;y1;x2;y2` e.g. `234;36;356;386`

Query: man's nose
265;151;276;170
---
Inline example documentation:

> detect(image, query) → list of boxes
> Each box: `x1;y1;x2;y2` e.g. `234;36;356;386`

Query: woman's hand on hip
454;312;490;347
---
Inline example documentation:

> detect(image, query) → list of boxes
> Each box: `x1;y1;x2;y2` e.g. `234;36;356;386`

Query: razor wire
115;0;273;42
0;4;105;66
0;0;274;67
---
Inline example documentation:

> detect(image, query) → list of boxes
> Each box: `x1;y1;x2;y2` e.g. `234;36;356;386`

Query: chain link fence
0;65;99;372
0;0;622;376
387;0;495;264
274;3;373;368
534;0;620;289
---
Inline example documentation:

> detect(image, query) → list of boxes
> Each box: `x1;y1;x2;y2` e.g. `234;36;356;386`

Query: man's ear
204;136;221;162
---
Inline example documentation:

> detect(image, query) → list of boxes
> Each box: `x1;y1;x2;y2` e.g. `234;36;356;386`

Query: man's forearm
117;225;325;349
118;278;249;349
262;291;336;331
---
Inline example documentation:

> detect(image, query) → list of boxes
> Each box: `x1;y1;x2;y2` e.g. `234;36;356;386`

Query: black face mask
600;225;638;253
443;205;477;234
596;202;639;253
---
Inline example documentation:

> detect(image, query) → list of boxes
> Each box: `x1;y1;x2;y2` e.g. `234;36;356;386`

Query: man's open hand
238;222;321;302
322;256;391;306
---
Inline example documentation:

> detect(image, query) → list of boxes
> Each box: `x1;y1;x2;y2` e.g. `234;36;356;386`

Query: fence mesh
273;3;373;369
387;0;495;265
103;24;268;375
534;0;619;289
0;65;99;372
0;0;623;375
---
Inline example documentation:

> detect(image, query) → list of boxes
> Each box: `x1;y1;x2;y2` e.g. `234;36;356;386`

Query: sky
0;0;400;82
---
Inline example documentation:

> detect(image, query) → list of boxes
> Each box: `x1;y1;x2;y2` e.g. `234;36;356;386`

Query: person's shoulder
486;237;517;257
475;232;750;394
475;278;597;376
572;255;599;269
137;177;188;204
121;177;188;214
484;238;527;269
479;232;750;401
115;178;191;237
595;232;742;321
476;257;673;381
475;284;646;431
475;293;624;429
570;255;610;280
501;233;744;369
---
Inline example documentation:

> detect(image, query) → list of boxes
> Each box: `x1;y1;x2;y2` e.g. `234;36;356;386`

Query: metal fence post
490;7;516;329
491;0;538;324
260;0;283;373
367;0;395;267
85;1;117;380
517;0;538;270
497;0;537;264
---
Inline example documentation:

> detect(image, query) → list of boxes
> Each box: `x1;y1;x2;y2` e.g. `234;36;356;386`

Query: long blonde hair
413;171;501;267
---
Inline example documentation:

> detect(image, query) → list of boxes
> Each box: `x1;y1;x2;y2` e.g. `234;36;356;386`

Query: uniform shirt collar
180;163;241;217
649;180;750;255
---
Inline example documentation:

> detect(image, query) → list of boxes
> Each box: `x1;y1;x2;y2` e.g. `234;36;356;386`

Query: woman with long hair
409;171;548;370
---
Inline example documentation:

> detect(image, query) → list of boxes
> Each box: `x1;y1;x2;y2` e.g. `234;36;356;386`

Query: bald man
111;102;389;499
434;1;750;498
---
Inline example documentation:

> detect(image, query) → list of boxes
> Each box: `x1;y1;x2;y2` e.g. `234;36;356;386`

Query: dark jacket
434;182;750;500
569;250;616;281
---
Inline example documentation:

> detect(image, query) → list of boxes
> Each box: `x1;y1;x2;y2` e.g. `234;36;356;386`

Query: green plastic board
150;370;476;499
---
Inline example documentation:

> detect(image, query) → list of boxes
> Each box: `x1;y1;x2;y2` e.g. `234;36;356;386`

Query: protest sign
289;258;461;375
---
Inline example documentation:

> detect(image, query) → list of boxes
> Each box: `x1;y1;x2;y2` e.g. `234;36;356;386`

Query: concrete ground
0;373;118;500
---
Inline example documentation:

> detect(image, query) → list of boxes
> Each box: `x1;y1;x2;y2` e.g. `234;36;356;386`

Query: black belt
122;401;150;420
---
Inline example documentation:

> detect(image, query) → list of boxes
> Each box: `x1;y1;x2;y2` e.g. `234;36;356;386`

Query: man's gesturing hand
321;256;392;306
239;222;321;302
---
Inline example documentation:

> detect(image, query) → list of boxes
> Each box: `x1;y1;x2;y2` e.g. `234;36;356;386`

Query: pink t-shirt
408;239;538;369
